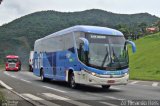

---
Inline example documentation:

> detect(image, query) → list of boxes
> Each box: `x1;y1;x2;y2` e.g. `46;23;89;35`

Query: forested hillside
0;9;159;65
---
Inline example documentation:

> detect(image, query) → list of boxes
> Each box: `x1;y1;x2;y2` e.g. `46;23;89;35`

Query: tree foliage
155;20;160;29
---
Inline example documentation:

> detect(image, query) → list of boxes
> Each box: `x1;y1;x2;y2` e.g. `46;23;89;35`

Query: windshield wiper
123;42;129;64
111;47;122;69
101;47;109;67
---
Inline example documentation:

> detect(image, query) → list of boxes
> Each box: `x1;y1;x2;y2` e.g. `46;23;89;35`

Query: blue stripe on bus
34;50;128;80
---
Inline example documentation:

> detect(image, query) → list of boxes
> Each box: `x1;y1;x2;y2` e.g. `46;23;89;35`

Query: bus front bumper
6;67;19;71
78;71;129;85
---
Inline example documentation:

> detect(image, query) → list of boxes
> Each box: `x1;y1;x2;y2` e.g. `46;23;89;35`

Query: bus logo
66;53;71;58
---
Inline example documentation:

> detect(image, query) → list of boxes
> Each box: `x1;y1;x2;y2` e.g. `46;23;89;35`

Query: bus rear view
33;25;136;89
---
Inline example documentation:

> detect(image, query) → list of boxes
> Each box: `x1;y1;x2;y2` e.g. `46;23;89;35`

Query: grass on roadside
0;90;5;102
129;32;160;81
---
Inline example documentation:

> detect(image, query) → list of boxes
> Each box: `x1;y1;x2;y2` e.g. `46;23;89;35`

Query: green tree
115;24;130;38
155;20;160;30
138;22;147;34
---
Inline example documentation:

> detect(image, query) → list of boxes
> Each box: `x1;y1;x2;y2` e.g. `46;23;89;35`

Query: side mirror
79;38;89;52
126;40;136;53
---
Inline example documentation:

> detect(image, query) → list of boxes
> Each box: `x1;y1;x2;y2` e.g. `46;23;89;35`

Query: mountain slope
129;32;160;80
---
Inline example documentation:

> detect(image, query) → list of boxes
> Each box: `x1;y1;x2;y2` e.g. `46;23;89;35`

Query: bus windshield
7;58;18;63
86;34;129;70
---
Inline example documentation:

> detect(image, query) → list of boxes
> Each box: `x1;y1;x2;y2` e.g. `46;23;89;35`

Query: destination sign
90;35;106;39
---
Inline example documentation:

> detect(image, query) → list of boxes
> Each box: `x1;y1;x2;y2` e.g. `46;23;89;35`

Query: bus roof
36;25;123;42
6;55;19;59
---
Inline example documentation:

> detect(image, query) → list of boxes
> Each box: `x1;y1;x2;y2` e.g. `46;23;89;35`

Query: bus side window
64;33;75;53
78;43;85;63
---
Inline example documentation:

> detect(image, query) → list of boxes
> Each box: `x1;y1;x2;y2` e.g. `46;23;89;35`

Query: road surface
0;69;160;106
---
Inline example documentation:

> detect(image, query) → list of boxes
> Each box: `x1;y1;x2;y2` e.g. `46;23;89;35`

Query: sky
0;0;160;26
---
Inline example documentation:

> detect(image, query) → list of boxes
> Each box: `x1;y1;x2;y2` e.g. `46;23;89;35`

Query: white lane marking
99;101;119;106
22;93;44;100
20;79;31;83
152;82;159;87
10;75;17;78
42;86;67;93
10;90;39;106
130;81;139;84
4;71;10;76
104;96;125;101
0;80;13;90
43;93;91;106
4;71;31;83
22;93;60;106
4;72;17;78
42;93;69;100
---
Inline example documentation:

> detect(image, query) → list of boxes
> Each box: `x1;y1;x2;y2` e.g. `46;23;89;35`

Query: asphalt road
0;69;160;106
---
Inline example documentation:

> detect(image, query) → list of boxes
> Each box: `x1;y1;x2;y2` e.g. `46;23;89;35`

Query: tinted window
7;59;18;63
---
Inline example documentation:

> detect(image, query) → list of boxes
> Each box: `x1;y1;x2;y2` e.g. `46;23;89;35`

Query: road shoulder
0;85;34;106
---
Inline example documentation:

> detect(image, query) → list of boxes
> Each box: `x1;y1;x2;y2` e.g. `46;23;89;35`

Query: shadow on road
36;79;122;93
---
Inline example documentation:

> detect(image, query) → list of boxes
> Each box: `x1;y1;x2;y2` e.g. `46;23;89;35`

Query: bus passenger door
52;52;56;79
33;52;40;76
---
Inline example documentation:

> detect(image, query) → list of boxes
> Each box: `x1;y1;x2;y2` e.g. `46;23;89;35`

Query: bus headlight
91;72;96;76
124;73;128;76
84;70;97;76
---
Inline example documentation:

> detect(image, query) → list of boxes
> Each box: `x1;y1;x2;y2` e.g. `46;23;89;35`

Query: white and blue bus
33;25;136;89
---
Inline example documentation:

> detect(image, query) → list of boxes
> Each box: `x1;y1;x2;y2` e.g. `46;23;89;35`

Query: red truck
5;55;21;71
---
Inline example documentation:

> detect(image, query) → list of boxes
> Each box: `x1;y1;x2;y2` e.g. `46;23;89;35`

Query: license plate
107;80;115;83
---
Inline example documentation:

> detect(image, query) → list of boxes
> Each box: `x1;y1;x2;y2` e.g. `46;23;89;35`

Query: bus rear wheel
102;85;111;89
69;73;77;89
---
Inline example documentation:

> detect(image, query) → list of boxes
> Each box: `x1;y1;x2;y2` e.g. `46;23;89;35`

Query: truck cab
5;55;21;71
29;51;34;72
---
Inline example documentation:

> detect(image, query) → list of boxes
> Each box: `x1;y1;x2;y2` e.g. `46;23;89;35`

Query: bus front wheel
102;85;111;89
69;73;77;89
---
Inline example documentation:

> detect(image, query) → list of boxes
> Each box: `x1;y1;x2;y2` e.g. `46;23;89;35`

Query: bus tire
40;69;47;82
69;72;77;89
102;85;111;89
